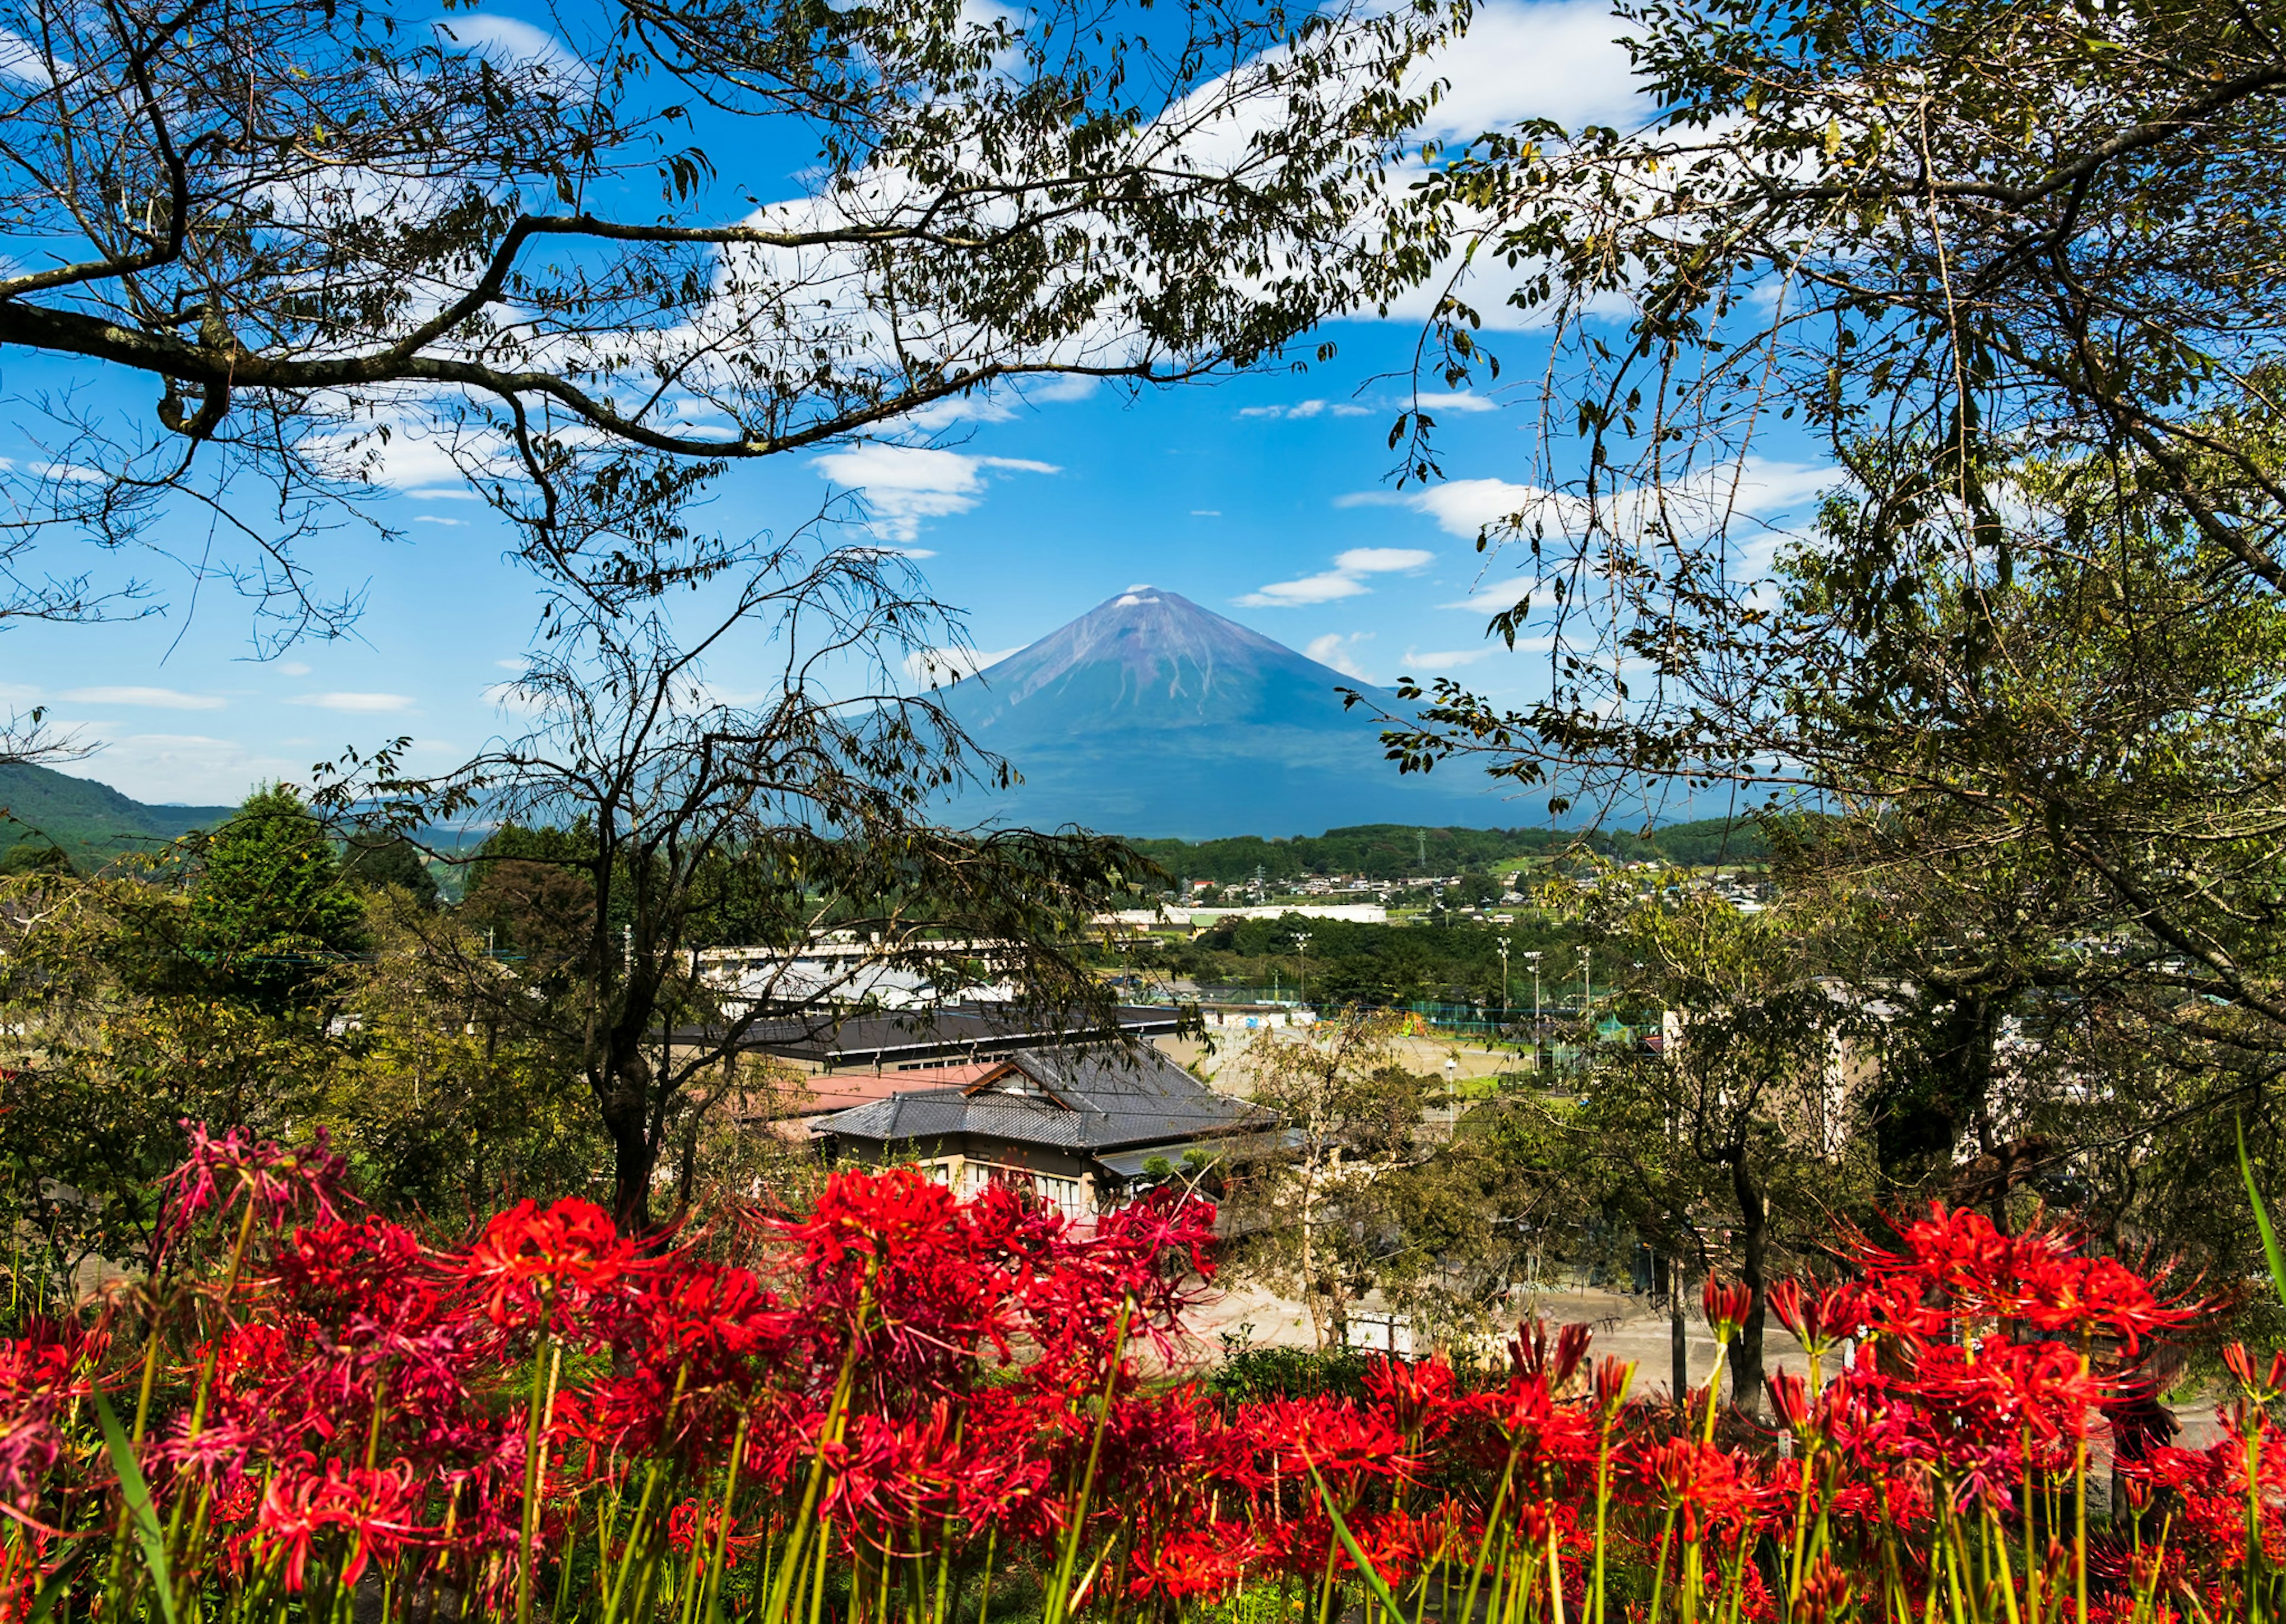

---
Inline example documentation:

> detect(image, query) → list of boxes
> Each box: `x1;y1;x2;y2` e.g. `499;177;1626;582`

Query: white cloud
1346;458;1836;544
277;661;313;677
1335;546;1435;573
904;646;1022;688
1439;583;1540;613
902;394;1019;429
1238;545;1434;608
1403;647;1498;671
1030;376;1100;404
484;682;549;717
1414;0;1645;142
1237;570;1373;608
1191;509;1222;517
1238;399;1370;420
56;736;298;806
832;542;938;560
60;686;226;711
1409;391;1500;416
289;692;414;713
811;445;1059;541
1344;477;1539;539
1303;633;1375;680
0;29;55;86
402;487;483;501
432;15;591;85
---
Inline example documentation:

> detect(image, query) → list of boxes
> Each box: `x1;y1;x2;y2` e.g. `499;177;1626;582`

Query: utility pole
1295;930;1311;1004
1579;946;1592;1019
1523;950;1543;1073
1498;938;1510;1014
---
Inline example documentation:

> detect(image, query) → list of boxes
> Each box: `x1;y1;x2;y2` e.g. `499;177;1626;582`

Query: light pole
1295;930;1311;1004
1523;950;1543;1075
1498;938;1510;1015
1579;946;1592;1020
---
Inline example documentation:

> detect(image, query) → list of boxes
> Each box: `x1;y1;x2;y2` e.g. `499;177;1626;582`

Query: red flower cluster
0;1136;2269;1624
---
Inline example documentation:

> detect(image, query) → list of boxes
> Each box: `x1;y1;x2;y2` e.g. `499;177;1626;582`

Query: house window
1032;1174;1085;1217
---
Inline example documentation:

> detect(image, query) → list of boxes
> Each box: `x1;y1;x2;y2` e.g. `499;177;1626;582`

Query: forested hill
1126;819;1772;883
0;763;236;866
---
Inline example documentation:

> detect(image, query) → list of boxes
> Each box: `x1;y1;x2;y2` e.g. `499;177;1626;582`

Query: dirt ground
1154;1032;1528;1095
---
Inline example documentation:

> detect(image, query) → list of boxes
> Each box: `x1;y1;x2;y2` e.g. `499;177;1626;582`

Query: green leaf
93;1389;179;1624
2240;1117;2286;1313
27;1532;96;1624
1303;1459;1405;1624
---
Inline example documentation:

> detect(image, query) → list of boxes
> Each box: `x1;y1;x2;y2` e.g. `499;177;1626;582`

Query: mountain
937;588;1504;838
0;763;237;864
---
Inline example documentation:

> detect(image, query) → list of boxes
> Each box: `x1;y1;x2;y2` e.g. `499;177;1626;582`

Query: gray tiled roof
672;1004;1179;1068
814;1044;1262;1152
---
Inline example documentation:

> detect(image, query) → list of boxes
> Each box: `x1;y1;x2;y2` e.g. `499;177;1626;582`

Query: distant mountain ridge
939;588;1504;838
0;763;237;863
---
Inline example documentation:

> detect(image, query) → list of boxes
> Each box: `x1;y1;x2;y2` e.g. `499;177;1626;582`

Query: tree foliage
0;0;1455;638
1363;0;2286;1263
188;785;368;1013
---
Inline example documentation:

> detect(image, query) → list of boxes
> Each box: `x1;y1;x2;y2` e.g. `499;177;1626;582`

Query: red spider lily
1797;1553;1854;1624
2224;1341;2286;1400
1631;1437;1765;1541
1510;1319;1594;1386
1859;1204;2200;1351
1126;1523;1260;1600
255;1459;421;1591
1248;1397;1419;1482
666;1498;755;1565
1363;1354;1457;1439
454;1197;644;1331
1767;1370;1813;1433
13;1131;2279;1624
1591;1356;1635;1417
1769;1279;1869;1357
158;1122;349;1257
1703;1276;1751;1341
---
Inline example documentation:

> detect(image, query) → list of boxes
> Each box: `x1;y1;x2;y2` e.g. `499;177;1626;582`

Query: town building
672;1001;1183;1075
810;1043;1265;1220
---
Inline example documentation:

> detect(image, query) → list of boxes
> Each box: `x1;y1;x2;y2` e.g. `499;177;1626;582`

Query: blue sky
0;0;1826;810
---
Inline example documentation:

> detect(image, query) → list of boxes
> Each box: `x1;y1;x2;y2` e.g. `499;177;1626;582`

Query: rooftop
675;1002;1182;1070
814;1044;1263;1153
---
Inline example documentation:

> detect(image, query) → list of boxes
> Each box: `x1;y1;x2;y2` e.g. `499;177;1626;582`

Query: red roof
765;1060;1010;1119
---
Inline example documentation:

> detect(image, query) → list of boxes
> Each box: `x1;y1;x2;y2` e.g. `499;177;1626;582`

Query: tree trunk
1305;1274;1348;1352
608;1116;655;1233
1729;1152;1769;1420
1668;1253;1688;1413
599;1053;659;1233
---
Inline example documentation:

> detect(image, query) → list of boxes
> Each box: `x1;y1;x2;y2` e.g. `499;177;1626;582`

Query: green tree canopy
343;832;439;910
189;785;367;1011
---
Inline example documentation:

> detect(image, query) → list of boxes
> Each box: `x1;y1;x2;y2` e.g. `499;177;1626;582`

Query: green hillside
0;763;236;868
1125;817;1773;883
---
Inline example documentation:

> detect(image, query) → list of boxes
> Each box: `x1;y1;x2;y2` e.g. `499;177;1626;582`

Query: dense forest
1113;914;1600;1010
1125;818;1770;885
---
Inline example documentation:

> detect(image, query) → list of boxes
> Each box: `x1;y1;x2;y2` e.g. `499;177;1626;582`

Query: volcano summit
936;589;1499;838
